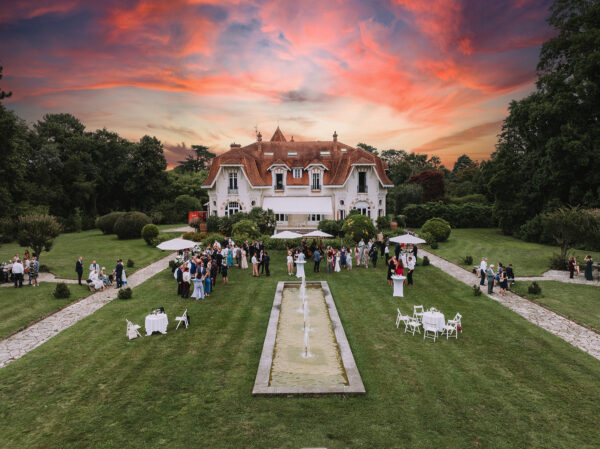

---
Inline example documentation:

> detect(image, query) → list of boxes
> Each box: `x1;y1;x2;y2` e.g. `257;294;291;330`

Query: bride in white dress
88;269;104;290
334;250;341;272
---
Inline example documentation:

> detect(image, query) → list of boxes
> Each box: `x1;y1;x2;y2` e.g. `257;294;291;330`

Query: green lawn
511;280;600;331
424;228;600;276
0;252;598;448
0;229;180;279
0;283;91;339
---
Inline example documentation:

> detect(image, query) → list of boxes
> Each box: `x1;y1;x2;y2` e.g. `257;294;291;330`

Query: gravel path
0;253;173;369
420;249;600;361
162;226;194;233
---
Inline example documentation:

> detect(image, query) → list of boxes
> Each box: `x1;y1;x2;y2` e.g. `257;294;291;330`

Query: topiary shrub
528;281;542;295
341;214;376;243
96;212;126;234
318;219;340;237
473;284;482;296
114;212;152;240
462;255;473;265
422;256;430;266
232;219;261;240
127;259;135;268
141;224;160;245
421;217;451;242
118;287;133;299
53;283;71;299
376;215;391;231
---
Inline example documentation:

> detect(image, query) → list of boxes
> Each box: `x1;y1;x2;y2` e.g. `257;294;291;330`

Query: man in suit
115;259;124;288
175;264;184;296
263;251;270;276
75;257;84;285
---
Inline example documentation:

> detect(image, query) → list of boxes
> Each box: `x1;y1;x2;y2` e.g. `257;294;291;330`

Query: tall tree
357;142;379;156
176;145;215;172
124;136;168;211
488;0;600;233
0;66;12;100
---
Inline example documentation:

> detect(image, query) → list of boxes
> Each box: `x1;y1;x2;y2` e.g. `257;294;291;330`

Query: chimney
333;130;338;151
257;131;262;153
230;143;241;149
290;135;294;142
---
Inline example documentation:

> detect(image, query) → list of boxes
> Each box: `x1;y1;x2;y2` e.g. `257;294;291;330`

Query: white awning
262;196;333;215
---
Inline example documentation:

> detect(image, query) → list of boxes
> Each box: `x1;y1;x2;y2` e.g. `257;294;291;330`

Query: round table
391;275;407;297
145;313;168;336
422;311;445;332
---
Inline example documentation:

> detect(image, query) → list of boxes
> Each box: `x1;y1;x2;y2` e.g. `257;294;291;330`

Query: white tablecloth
145;313;168;336
422;311;445;332
391;275;407;297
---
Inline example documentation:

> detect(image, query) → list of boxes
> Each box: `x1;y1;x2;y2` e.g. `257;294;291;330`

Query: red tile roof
203;129;393;188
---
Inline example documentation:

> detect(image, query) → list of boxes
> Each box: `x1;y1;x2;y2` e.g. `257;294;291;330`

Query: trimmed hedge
421;217;451;242
53;283;71;299
114;212;152;240
96;212;126;234
403;201;494;228
118;287;133;299
141;224;159;245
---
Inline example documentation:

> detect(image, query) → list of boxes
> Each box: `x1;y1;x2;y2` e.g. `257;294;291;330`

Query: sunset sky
1;0;555;167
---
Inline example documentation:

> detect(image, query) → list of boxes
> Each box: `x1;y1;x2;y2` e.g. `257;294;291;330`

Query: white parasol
303;230;333;238
156;238;197;250
388;234;427;245
271;230;303;239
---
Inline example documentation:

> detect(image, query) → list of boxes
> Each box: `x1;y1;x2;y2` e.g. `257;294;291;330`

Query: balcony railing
357;185;368;193
228;187;239;194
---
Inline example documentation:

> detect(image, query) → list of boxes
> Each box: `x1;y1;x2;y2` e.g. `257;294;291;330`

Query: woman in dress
346;250;352;270
252;253;259;277
286;250;294;276
327;252;334;273
203;262;211;296
573;256;580;276
387;256;396;286
355;246;360;266
89;269;104;291
584;255;594;281
221;262;228;284
100;267;111;286
30;257;39;287
395;258;404;277
361;245;369;268
334;250;341;272
499;267;508;296
241;248;248;269
568;256;575;279
227;246;234;266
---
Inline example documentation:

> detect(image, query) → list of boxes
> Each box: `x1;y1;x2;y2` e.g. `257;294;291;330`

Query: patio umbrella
388;234;427;245
156;238;197;250
271;230;303;239
303;230;333;238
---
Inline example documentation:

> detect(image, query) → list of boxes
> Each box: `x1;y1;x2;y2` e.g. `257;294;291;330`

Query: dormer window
228;172;238;194
311;172;321;190
275;173;284;190
293;168;302;179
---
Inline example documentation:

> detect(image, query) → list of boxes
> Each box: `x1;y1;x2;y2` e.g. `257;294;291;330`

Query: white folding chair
423;324;438;342
448;313;462;333
441;320;458;339
406;318;421;335
413;305;424;322
126;319;142;340
175;309;189;330
395;308;411;329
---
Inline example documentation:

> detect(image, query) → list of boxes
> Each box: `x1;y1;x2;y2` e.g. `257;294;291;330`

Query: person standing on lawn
406;255;415;285
479;257;487;286
263;251;270;276
75;256;84;285
313;248;321;273
115;259;124;288
584;255;594;281
568;256;575;279
12;259;24;288
486;264;495;294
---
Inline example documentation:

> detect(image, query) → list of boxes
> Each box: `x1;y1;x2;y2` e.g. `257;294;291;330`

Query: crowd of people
1;251;40;288
75;257;127;291
569;255;595;281
478;257;515;296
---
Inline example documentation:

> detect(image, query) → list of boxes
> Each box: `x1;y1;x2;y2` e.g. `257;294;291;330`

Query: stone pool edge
252;281;366;396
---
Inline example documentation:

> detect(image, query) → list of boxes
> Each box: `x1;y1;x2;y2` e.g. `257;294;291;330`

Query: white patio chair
395;308;411;330
423;324;438;342
126;319;142;340
175;309;189;330
441;320;458;339
413;305;424;322
406;318;421;336
448;313;462;333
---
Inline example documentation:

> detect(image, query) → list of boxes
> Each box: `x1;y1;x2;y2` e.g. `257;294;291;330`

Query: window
307;214;322;222
379;199;382;205
378;209;383;217
225;201;241;216
287;152;297;156
251;200;256;206
293;168;302;179
311;172;321;190
228;172;238;193
320;151;330;156
212;211;217;216
275;214;288;222
358;171;367;193
353;201;370;218
275;173;284;190
339;210;345;220
340;200;344;205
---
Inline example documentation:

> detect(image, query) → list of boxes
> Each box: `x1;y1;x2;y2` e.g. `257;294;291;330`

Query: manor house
202;127;393;230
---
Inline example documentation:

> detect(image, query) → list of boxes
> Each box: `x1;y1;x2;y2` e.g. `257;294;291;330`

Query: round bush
421;217;451;242
419;231;435;245
96;212;126;234
232;219;260;240
114;212;152;240
422;256;430;266
341;214;376;243
53;283;71;299
118;287;133;299
318;219;340;237
127;259;135;268
141;224;160;245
